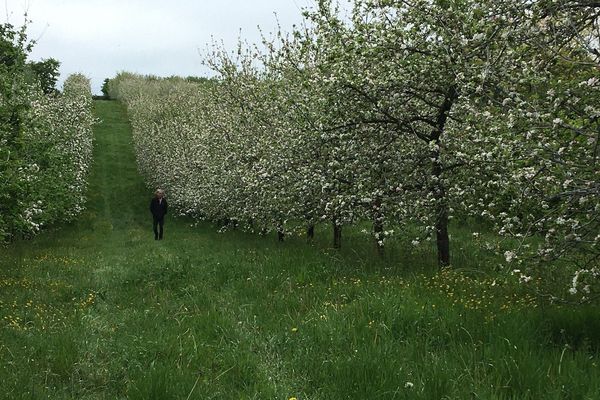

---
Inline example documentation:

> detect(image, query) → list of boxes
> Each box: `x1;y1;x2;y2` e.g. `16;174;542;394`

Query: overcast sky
3;0;319;94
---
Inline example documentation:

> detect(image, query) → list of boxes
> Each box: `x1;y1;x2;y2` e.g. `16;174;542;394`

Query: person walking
150;189;168;240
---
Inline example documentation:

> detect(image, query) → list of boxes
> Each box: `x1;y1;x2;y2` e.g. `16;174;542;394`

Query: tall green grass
0;101;598;399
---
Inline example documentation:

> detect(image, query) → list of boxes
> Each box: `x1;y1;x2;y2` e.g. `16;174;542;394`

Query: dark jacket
150;197;168;219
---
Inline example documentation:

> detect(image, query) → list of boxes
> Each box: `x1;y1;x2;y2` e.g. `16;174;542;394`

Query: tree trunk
432;141;450;267
434;186;450;267
373;197;384;256
333;221;342;249
307;224;315;241
431;86;456;268
277;220;285;242
305;210;315;241
219;217;230;229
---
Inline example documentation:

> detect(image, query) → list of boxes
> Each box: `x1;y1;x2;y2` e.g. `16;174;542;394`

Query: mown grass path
1;101;599;399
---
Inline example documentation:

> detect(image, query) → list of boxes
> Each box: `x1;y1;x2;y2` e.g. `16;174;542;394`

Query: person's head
155;189;165;199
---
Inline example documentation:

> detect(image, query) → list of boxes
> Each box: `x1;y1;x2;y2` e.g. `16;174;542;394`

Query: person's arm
150;199;153;213
164;200;168;215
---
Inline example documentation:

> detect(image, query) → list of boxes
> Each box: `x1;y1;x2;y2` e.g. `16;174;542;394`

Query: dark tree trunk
430;86;456;268
277;220;285;242
434;179;450;267
436;215;450;266
373;197;384;256
305;210;315;241
219;217;231;229
307;224;315;241
333;221;342;249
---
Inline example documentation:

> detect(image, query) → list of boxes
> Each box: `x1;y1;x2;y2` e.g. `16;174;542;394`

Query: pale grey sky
3;0;320;94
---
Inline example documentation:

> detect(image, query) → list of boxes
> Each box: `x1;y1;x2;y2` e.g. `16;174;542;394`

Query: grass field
1;100;599;399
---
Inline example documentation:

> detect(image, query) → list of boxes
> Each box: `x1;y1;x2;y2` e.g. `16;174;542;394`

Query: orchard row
1;23;95;241
110;0;599;301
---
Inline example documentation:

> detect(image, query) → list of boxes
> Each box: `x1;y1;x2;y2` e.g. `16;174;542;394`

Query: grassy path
1;101;340;399
1;101;599;399
0;101;272;399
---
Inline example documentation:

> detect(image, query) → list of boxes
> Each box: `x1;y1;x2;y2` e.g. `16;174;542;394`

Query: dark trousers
153;217;164;239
